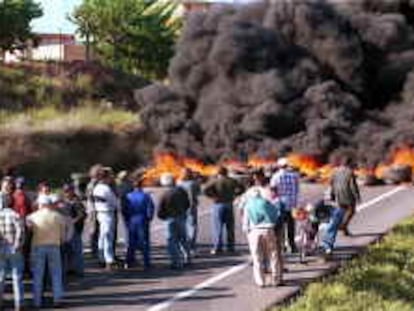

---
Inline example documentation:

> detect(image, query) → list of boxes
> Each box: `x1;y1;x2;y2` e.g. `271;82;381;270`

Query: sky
31;0;82;34
31;0;254;34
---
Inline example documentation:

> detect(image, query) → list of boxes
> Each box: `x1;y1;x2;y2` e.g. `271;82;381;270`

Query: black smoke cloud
136;0;414;165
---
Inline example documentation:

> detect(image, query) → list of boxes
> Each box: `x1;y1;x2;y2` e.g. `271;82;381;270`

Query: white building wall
31;44;64;61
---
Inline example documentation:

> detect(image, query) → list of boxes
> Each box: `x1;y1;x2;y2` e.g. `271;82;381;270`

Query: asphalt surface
7;183;414;310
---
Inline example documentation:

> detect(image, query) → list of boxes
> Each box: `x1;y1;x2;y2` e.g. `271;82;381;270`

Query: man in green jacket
204;167;244;255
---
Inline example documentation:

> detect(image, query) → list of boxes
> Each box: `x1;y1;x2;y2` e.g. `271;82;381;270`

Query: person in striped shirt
270;158;300;253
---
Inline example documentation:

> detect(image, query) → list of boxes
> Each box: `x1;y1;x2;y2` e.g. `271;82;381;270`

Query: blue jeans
186;207;198;251
126;217;150;268
31;245;64;307
0;252;24;308
321;207;346;251
96;212;115;264
212;203;235;252
70;231;84;275
165;215;189;268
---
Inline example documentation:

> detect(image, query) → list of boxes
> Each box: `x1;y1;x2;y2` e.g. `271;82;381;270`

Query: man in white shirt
92;170;119;270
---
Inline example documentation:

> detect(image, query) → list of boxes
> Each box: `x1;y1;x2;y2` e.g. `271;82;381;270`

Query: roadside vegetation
0;106;139;133
275;217;414;311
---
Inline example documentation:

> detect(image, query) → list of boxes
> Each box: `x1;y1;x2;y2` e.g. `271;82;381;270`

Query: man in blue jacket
123;171;155;269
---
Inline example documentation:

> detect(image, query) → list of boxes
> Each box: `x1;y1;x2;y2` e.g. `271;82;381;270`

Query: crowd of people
0;156;361;309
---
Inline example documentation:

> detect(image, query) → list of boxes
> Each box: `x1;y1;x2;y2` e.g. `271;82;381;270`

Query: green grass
275;217;414;311
0;106;140;133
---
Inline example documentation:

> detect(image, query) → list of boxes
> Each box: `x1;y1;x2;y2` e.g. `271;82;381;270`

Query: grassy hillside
0;61;153;182
0;61;147;111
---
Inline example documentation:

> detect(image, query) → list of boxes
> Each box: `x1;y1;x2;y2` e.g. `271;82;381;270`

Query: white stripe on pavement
147;262;250;311
146;186;407;311
357;185;406;212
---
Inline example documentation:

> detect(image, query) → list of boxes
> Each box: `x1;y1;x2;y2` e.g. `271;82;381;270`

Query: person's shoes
210;249;222;255
342;228;352;237
170;263;183;270
270;279;284;287
227;249;237;256
323;249;333;262
53;300;65;308
105;263;117;271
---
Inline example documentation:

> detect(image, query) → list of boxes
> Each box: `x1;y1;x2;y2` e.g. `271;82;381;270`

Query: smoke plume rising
136;0;414;166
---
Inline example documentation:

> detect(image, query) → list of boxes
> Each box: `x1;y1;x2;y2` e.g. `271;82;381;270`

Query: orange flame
375;146;414;179
287;154;321;178
247;156;275;168
142;148;414;186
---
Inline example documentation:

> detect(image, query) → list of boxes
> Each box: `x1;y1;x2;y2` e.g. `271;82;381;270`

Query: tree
0;0;43;59
71;0;181;80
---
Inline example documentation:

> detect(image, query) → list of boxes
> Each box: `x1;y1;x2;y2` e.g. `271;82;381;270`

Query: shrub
276;218;414;311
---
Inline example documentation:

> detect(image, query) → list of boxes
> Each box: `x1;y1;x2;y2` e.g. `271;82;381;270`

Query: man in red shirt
13;178;31;218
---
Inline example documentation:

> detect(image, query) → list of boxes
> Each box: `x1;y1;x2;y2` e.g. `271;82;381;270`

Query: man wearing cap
158;173;191;269
0;177;25;310
26;194;68;308
123;171;154;269
270;158;300;253
92;169;119;270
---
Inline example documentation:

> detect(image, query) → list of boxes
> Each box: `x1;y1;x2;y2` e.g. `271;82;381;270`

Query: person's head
277;157;289;169
341;156;354;168
15;177;25;190
37;181;51;195
252;169;266;186
131;170;145;189
89;163;104;180
217;166;228;177
1;177;15;194
100;168;114;185
116;170;129;184
62;183;75;199
160;173;175;187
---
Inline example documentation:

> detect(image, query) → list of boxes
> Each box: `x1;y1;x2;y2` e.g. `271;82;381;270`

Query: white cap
160;173;174;187
277;157;289;167
37;194;53;206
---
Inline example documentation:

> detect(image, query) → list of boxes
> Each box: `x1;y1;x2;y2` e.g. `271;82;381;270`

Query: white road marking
357;185;406;212
147;262;250;311
146;186;408;311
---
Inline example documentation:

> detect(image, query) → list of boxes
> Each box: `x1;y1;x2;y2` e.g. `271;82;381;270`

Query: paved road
14;183;414;310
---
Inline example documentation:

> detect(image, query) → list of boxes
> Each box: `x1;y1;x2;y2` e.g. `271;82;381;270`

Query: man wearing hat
270;157;300;253
122;170;154;269
26;194;68;308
